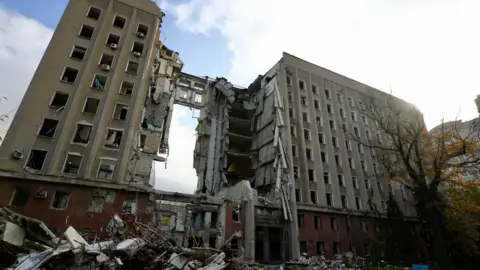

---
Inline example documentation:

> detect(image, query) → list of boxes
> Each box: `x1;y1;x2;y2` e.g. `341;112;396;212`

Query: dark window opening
341;195;347;208
289;108;293;118
293;166;299;179
79;24;94;39
305;148;312;159
303;129;310;140
83;97;100;114
312;85;317;94
87;192;105;213
73;124;92;144
113;104;128;120
232;206;240;222
334;242;341;254
326;193;332;206
51;191;70;210
314;216;322;230
70;45;86;60
210;212;218;228
209;236;216;248
314;100;319;109
120;81;133;95
107;33;120;47
26;149;47;171
113;16;126;28
91;75;107;90
126;60;139;74
87;7;101;20
50;92;69;108
38;118;59;138
338;175;344;187
316;241;324;255
321;152;326;162
323;172;329;184
100;54;114;67
327;104;332;113
132;42;144;55
298;80;305;89
10;187;30;207
300;241;307;254
295;189;300;202
105;129;123;149
355;197;361;209
63;154;82;175
292;145;296;157
137;24;149;36
331;217;338;230
308;169;314;181
310;190;317;204
302;112;308;122
297;214;304;228
61;67;78;83
97;159;116;179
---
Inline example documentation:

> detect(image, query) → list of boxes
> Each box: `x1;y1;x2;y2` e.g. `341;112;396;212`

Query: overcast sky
1;0;480;194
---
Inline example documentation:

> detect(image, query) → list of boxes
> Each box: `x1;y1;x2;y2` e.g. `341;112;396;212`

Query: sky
1;0;479;194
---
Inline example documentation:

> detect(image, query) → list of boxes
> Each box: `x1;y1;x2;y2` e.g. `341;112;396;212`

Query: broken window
295;189;300;202
293;166;299;179
100;53;114;67
122;198;137;215
210;212;218;228
91;74;107;90
38;118;59;138
324;89;331;99
348;97;354;107
232;206;240;222
338;175;344;187
319;133;324;144
341;195;347;208
83;97;100;114
331;217;338;230
61;67;78;83
312;84;317;94
10;186;30;207
298;80;305;90
119;81;134;95
113;103;128;120
305;148;312;160
73;123;92;144
25;149;47;171
79;24;94;39
303;129;310;140
50;91;69;108
51;191;70;210
106;33;120;47
137;24;149;37
88;191;105;213
302;112;308;122
297;214;304;228
314;100;319;109
126;60;139;74
308;169;314;181
97;158;116;179
316;116;322;127
290;126;296;137
327;104;332;114
286;76;291;85
329;120;335;130
337;93;343;103
105;129;123;149
70;45;87;60
194;94;202;103
326;193;332;206
230;237;239;250
132;42;144;55
63;154;82;175
113;16;126;28
320;152;326;163
300;95;306;106
310;190;317;204
323;172;329;184
87;6;101;20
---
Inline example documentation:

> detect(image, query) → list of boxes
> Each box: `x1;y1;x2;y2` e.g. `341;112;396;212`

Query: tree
344;94;480;268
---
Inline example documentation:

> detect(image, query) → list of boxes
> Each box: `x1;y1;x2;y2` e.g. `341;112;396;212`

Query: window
342;123;347;131
292;145;297;157
137;24;149;37
106;33;120;47
337;93;343;103
63;153;82;175
364;244;372;256
332;137;338;147
352;177;358;189
289;108;294;118
351;112;357;122
324;172;330;184
348;158;354;169
10;187;30;207
306;148;312;160
73;123;92;144
295;189;301;202
70;45;87;60
312;84;317;94
358;101;365;110
331;217;338;230
318;133;324;144
314;216;322;229
288;92;293;101
377;181;383;193
371;148;376;157
345;140;351;151
126;60;139;74
361;161;366;171
327;104;332;114
91;74;107;90
297;214;305;228
316;242;324;255
366;130;371;140
38;118;59;138
61;67;78;83
340;108;345;118
341;195;347;208
298;80;305;90
286;76;291;85
319;152;326;164
310;190;317;204
326;193;333;206
335;155;341;166
120;81;134;95
87;6;101;20
300;95;307;106
358;143;364;154
324;89;331;99
355;197;361;209
334;242;341;254
99;53;114;67
362;115;368;125
373;163;378;173
132;42;145;57
302;112;308;122
361;221;367;232
338;174;344;187
293;166;299;179
113;103;129;120
25;149;47;171
354;127;359;136
299;241;307;254
97;158;116;179
308;169;315;181
303;129;310;140
88;191;106;213
83;97;100;114
365;179;371;190
316;116;322;127
105;129;123;149
51;191;70;210
113;15;126;28
314;100;320;109
348;97;354;107
79;24;94;39
50;91;69;108
290;125;296;137
329;120;335;130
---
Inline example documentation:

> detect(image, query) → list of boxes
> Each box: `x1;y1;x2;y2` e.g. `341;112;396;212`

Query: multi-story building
193;52;422;262
0;0;184;232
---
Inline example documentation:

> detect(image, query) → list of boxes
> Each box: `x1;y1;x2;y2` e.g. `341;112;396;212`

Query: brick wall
223;202;246;246
0;177;153;235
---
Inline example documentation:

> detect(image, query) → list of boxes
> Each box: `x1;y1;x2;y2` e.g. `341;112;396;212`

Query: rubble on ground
284;252;364;270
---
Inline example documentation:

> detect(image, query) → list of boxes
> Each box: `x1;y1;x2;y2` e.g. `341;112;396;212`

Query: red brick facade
0;177;153;235
223;202;246;246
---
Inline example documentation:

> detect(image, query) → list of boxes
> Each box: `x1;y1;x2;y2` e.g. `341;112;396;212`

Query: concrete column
244;200;255;261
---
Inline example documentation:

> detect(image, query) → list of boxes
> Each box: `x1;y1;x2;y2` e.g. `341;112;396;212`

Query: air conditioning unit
133;51;141;57
136;32;145;38
11;150;23;159
110;43;118;49
101;64;111;71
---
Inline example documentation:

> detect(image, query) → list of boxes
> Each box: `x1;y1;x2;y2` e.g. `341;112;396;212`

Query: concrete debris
284;252;364;270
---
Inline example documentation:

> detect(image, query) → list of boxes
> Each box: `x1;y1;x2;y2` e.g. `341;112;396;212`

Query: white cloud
0;5;53;137
161;0;480;129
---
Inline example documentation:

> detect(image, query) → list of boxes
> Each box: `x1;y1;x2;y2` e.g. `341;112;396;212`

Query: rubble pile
284;252;364;270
